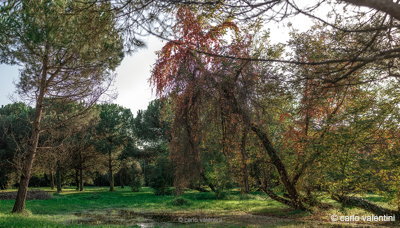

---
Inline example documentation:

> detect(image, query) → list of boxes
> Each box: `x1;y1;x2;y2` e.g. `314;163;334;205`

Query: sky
0;36;165;115
0;2;321;115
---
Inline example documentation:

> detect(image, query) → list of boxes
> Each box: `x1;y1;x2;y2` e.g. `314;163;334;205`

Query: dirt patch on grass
70;209;340;227
0;190;52;200
70;209;400;227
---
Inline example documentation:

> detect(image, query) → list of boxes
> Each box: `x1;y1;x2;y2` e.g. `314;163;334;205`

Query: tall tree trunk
50;170;55;190
240;128;250;194
79;151;83;191
12;55;47;213
120;169;125;189
56;161;62;193
108;150;114;191
75;168;79;190
79;165;83;191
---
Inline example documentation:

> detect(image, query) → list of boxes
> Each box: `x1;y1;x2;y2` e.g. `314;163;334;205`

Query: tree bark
119;169;125;189
108;150;114;191
251;124;305;210
79;151;83;191
79;165;83;191
343;0;400;21
222;85;305;210
75;168;79;190
12;53;48;213
50;170;55;190
240;128;250;194
56;161;62;193
332;194;400;217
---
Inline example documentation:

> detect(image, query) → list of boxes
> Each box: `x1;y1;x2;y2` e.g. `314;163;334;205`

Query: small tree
129;161;143;192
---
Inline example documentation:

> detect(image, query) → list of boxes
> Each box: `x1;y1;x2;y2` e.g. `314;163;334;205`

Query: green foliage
96;103;134;152
95;103;134;183
129;162;143;192
1;0;124;97
169;197;191;206
0;103;33;189
201;145;234;199
147;156;174;195
133;99;169;143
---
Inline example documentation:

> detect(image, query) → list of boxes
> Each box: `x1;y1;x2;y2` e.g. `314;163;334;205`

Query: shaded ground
0;190;52;200
71;209;396;227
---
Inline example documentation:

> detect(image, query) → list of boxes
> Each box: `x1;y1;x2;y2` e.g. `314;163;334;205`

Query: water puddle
71;209;377;227
72;209;223;227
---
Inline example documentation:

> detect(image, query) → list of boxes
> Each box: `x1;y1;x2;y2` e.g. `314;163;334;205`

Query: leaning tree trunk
200;171;216;192
223;86;306;210
108;150;114;192
251;125;305;210
332;194;400;217
12;62;47;213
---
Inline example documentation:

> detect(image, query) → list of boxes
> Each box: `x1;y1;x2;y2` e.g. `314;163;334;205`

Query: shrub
148;156;174;195
129;162;143;192
214;190;228;199
170;197;191;206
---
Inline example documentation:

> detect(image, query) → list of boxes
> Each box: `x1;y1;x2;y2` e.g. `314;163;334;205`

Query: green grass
0;187;291;227
0;187;395;227
0;187;290;215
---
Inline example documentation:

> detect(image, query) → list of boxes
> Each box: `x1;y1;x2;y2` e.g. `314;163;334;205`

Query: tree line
0;100;173;194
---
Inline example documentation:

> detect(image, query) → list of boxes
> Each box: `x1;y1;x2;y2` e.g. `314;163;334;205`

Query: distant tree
132;99;173;189
0;103;33;189
96;104;133;191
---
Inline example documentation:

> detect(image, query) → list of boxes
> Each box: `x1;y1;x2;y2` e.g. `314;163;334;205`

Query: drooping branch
343;0;400;21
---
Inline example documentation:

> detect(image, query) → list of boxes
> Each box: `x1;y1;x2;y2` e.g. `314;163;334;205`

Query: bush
129;162;143;192
130;178;141;192
153;187;174;196
148;156;174;195
214;190;228;199
170;197;191;206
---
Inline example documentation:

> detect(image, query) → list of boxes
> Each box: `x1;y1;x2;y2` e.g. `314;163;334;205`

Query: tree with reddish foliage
151;7;309;209
152;7;240;194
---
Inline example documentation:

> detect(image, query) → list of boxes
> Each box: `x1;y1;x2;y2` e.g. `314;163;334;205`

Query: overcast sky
0;3;321;115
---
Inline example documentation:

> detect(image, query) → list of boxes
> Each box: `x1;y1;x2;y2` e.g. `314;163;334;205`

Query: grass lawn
0;187;396;227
